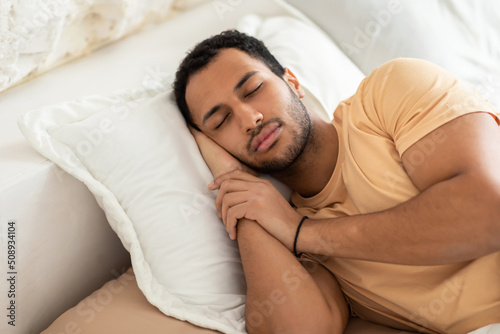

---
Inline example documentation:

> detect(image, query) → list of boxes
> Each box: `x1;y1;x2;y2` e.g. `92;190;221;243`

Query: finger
220;191;250;226
209;169;265;190
225;204;250;240
215;179;259;214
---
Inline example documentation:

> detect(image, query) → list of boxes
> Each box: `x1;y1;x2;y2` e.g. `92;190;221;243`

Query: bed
1;1;499;333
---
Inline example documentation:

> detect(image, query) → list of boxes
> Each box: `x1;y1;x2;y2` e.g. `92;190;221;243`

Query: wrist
293;216;309;257
236;218;261;236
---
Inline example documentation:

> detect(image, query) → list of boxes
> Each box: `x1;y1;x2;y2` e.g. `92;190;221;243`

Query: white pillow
18;15;363;334
19;82;248;333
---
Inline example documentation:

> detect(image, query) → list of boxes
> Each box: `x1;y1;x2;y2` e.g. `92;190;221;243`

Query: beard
237;86;312;174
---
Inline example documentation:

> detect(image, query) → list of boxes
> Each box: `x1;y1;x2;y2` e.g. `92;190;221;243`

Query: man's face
185;48;311;173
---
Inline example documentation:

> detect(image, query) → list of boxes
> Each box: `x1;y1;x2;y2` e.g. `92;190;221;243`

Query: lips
250;122;281;152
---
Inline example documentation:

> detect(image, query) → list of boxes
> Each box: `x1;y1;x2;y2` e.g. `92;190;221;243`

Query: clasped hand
189;127;301;249
208;170;302;250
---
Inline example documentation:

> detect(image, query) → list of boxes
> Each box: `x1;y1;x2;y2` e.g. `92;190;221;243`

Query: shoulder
357;57;465;113
364;58;454;91
370;57;446;76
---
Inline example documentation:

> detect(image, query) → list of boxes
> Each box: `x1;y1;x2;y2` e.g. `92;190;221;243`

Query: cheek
261;89;286;108
260;89;294;118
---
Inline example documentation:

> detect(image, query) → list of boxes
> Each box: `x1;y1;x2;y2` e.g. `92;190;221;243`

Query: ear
283;67;305;98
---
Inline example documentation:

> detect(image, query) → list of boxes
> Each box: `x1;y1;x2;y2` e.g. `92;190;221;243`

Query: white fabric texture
468;324;500;334
0;0;176;93
285;0;500;111
18;14;361;334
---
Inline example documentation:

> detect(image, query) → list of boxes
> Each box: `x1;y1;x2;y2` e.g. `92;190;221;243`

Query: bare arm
190;128;349;333
298;112;500;265
237;219;348;334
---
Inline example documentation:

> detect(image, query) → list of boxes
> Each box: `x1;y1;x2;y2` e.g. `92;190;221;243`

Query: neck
270;115;338;197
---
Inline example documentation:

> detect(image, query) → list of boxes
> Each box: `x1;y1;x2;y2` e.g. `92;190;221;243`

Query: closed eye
245;83;262;98
215;113;230;129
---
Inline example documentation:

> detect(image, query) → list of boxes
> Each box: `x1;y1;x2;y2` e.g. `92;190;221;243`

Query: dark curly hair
173;30;285;130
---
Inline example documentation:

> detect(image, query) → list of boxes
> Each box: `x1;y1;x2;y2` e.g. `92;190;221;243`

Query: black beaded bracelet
293;216;308;258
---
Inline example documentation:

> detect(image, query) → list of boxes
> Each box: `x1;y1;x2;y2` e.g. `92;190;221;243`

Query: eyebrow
202;71;259;126
234;71;258;92
202;104;222;126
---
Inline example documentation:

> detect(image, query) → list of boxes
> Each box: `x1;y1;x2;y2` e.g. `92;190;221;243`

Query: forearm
298;174;500;265
237;219;342;333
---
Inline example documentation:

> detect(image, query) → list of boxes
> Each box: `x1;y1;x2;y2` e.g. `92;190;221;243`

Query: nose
237;104;263;134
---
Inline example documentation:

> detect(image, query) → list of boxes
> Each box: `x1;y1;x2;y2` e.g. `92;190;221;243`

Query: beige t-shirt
291;58;500;333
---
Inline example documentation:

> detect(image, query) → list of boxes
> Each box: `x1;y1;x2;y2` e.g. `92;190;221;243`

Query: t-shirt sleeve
359;58;500;156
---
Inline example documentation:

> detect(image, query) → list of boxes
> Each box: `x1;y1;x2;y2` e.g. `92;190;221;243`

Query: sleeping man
173;30;500;334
